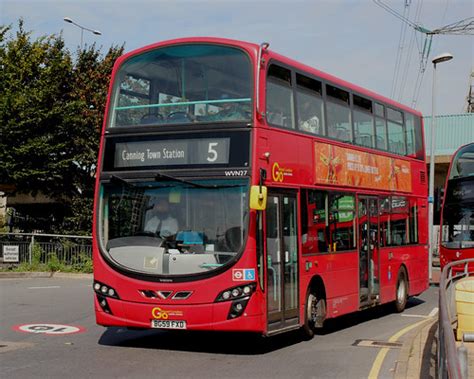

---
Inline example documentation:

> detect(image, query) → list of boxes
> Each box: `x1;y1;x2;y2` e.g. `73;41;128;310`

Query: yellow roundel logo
152;307;183;319
272;162;293;182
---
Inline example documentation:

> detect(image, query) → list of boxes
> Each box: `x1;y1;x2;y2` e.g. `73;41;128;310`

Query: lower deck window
301;190;355;254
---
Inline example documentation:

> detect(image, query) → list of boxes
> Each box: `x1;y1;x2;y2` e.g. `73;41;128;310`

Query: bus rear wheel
394;268;408;313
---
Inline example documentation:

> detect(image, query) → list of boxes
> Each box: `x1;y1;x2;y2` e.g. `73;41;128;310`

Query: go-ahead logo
272;162;293;182
152;307;184;319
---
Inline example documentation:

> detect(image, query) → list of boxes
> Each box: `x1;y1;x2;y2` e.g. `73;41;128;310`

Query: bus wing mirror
250;185;267;210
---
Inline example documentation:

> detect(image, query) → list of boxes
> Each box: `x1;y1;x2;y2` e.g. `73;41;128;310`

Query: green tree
58;45;123;234
0;20;76;197
0;20;123;234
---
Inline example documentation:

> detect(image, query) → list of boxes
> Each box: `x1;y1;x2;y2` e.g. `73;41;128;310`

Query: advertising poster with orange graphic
314;142;412;192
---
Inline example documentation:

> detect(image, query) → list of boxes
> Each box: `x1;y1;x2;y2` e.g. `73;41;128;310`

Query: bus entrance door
266;192;299;334
358;197;380;306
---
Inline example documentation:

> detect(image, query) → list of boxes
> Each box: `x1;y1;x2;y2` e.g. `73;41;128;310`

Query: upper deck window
375;103;385;118
326;85;351;142
296;74;324;135
263;63;423;160
387;107;406;155
108;44;252;128
405;113;422;158
266;64;295;129
353;94;374;148
374;103;387;150
353;94;372;112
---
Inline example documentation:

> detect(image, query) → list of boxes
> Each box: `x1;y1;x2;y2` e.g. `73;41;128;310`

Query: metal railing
438;258;473;379
0;232;92;267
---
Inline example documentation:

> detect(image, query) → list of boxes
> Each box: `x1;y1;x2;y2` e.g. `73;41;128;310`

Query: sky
1;0;473;116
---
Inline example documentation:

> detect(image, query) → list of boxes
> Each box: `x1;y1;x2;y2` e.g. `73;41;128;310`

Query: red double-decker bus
93;37;428;337
439;143;474;270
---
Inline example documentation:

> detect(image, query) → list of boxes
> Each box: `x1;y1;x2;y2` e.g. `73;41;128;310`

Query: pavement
394;315;438;378
0;271;93;279
393;267;440;379
395;266;472;379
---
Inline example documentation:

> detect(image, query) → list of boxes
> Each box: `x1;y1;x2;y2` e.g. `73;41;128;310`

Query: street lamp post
63;17;102;49
429;52;453;281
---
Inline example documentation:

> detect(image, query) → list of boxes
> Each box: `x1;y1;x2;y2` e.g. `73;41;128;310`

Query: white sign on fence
3;245;19;262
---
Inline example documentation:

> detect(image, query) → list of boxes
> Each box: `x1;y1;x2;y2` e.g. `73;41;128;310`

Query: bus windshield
108;44;252;128
99;179;249;276
441;203;474;249
449;144;474;179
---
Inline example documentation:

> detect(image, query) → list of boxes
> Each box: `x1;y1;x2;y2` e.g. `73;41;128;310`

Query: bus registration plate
151;320;187;330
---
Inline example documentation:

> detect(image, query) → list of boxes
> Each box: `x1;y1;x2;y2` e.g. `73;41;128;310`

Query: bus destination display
114;138;230;168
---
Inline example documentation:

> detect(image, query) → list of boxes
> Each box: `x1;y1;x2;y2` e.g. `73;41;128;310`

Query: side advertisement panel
314;142;412;192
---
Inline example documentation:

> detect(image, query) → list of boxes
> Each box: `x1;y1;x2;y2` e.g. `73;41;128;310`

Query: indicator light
234;303;243;311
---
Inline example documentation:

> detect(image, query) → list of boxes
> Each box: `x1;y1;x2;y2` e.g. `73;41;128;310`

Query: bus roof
117;37;422;117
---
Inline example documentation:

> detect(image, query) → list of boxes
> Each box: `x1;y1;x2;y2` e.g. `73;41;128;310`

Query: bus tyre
302;292;326;339
302;292;318;339
394;268;408;313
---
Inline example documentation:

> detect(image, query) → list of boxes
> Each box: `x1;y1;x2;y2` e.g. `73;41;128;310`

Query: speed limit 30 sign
13;323;86;335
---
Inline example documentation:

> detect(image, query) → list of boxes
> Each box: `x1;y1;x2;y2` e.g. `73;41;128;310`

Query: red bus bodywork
439;143;474;271
93;37;428;336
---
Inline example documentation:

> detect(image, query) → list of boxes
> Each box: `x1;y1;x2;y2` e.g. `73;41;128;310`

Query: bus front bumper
94;295;265;333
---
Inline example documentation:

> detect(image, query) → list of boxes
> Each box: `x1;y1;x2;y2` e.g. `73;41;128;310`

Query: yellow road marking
368;318;434;379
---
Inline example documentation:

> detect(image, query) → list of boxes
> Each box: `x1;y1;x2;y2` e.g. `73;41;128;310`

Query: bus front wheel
394;268;408;313
302;291;325;339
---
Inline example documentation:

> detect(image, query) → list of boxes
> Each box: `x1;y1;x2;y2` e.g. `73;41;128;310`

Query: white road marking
401;313;428;318
401;307;439;318
428;307;439;317
14;324;84;335
27;286;61;289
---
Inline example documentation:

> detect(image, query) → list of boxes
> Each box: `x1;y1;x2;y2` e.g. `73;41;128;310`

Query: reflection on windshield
442;204;474;248
449;144;474;179
100;179;248;276
108;44;252;127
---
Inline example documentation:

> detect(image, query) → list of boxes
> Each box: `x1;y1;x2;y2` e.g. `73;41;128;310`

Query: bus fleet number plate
151;320;187;330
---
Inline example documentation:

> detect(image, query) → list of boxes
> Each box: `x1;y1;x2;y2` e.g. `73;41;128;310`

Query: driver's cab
100;178;248;277
143;195;179;238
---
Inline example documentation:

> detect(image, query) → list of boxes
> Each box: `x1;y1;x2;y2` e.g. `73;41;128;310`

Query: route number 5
207;142;218;162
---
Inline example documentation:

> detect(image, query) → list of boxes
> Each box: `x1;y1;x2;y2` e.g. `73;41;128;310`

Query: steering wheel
167;111;195;121
140;113;163;124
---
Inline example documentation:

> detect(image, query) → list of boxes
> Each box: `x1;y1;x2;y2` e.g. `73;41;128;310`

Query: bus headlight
93;280;120;299
222;291;231;300
215;283;256;302
93;281;119;315
215;283;256;319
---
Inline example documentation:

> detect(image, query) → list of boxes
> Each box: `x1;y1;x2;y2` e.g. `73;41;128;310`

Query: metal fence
438;259;473;379
0;232;92;266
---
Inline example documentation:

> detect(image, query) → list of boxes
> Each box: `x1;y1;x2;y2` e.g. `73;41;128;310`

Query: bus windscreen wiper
109;174;137;188
155;171;243;189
